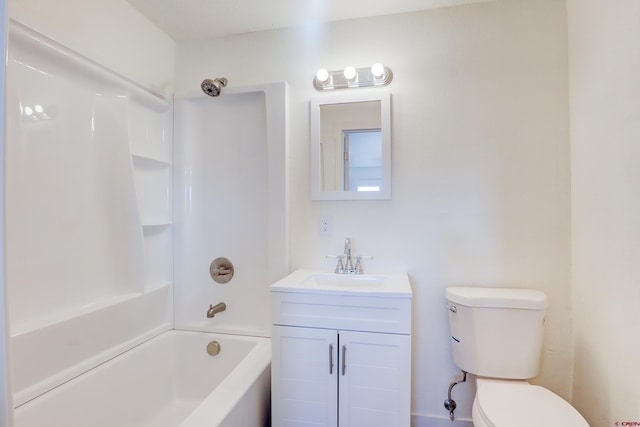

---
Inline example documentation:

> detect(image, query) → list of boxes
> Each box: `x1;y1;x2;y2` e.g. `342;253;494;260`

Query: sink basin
270;269;412;298
303;273;386;289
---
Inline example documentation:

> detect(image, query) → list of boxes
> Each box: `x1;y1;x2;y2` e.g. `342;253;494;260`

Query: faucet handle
325;255;345;273
354;256;362;274
353;255;374;274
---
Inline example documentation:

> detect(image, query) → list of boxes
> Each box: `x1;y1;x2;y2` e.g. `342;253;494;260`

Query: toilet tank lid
446;287;548;310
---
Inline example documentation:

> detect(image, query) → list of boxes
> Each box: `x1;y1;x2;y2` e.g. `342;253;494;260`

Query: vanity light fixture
313;63;393;91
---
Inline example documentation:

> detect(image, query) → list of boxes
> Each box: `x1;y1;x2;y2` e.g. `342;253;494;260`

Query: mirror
310;91;391;200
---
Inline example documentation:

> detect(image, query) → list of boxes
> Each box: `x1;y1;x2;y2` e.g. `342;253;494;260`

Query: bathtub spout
207;302;226;318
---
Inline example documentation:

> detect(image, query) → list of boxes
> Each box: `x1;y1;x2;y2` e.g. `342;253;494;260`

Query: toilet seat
474;382;589;427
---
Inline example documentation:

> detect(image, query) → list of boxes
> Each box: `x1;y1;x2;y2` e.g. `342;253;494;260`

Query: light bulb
371;63;385;79
24;106;33;116
316;68;329;83
35;104;44;113
343;66;357;81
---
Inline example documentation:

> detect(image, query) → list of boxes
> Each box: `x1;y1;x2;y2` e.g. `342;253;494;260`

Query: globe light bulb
316;68;329;83
343;66;357;81
371;63;385;79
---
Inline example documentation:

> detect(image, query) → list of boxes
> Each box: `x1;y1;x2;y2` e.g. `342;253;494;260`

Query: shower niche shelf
127;101;172;163
132;154;172;290
131;153;171;167
142;222;172;228
132;155;172;228
129;101;173;292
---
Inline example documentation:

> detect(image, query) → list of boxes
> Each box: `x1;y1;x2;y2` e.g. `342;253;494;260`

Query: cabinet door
272;325;338;427
337;331;411;427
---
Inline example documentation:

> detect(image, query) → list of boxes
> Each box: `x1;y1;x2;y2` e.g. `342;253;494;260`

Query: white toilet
446;287;589;426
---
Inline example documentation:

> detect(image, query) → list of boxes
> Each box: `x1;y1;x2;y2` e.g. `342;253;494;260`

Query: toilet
446;287;589;427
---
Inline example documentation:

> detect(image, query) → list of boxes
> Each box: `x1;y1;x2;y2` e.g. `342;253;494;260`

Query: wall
0;1;12;425
8;0;174;96
567;1;640;425
175;0;571;423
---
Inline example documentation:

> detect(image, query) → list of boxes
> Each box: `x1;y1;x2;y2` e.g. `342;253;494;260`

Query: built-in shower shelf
131;151;172;292
140;217;172;227
127;96;173;316
142;222;172;228
132;155;171;228
132;153;171;168
141;219;172;227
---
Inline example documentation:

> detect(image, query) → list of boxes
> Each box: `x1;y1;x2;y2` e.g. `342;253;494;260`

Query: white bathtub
13;331;271;427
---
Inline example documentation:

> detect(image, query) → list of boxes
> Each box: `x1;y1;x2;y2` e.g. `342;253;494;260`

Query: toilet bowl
445;287;589;426
472;379;588;427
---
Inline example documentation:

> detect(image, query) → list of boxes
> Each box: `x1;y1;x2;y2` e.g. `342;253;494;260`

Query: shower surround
5;16;287;425
6;21;173;406
173;84;288;337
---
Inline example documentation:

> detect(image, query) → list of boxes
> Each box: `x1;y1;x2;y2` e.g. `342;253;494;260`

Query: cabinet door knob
342;345;347;376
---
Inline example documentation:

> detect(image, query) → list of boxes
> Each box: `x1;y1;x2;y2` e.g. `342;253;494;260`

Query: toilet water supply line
444;370;467;422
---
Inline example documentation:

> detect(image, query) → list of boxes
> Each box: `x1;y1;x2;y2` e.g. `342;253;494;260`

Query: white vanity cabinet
270;270;412;427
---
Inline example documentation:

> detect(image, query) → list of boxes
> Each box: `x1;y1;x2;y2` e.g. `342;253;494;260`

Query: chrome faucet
207;302;226;318
332;237;369;274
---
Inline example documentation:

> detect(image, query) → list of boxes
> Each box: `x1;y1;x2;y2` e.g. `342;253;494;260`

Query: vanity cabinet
272;325;410;426
270;270;412;427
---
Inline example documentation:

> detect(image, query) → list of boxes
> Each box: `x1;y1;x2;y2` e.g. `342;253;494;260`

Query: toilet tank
446;287;548;379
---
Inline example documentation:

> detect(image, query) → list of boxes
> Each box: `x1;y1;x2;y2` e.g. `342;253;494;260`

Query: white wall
0;1;13;425
8;0;174;96
567;1;640;425
175;0;571;422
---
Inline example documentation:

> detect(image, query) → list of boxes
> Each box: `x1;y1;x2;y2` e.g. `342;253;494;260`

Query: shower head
201;78;228;97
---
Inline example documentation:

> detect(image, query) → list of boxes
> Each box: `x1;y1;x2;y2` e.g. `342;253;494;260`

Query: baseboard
412;412;473;427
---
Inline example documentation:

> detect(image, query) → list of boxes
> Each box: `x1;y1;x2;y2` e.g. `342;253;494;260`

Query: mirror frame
310;90;391;201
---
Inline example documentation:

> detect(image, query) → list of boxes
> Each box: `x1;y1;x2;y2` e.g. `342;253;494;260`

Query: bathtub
13;330;271;427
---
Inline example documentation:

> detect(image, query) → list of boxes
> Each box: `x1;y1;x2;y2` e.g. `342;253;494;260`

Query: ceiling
126;0;491;42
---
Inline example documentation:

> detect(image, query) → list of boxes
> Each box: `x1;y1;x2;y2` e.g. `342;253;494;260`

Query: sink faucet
207;302;226;318
344;237;354;272
332;237;370;274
